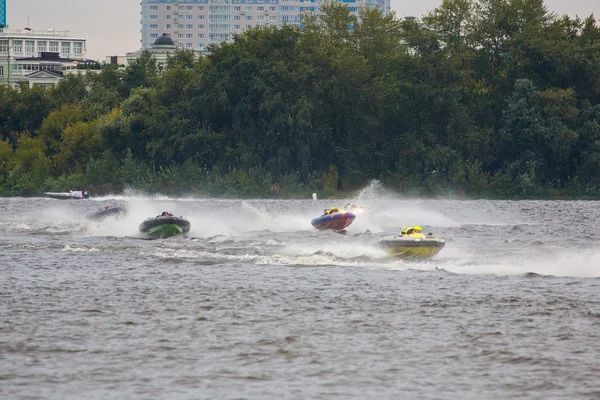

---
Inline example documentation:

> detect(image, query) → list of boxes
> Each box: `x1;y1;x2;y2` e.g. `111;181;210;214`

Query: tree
37;104;84;158
120;51;159;98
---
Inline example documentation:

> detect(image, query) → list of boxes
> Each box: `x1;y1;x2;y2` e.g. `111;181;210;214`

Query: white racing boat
45;190;90;200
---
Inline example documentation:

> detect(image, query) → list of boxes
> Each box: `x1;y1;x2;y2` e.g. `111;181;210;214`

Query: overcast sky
6;0;600;60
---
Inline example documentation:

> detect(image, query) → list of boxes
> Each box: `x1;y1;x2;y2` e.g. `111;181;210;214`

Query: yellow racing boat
378;236;445;259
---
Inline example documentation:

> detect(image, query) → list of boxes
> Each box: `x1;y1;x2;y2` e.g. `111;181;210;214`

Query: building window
186;24;192;29
246;16;252;20
246;24;252;29
178;24;184;29
186;43;193;48
37;41;47;52
198;43;204;48
0;40;8;52
186;15;193;20
13;40;22;52
150;6;158;11
177;43;183;48
234;15;240;20
258;6;264;11
150;24;158;29
178;6;184;11
234;24;241;29
234;6;241;11
150;33;158;39
0;66;3;76
186;33;193;39
49;41;59;52
258;16;264;20
270;15;276;20
198;15;205;20
166;15;171;20
198;33;204;38
246;6;252;11
150;15;158;20
178;33;184;38
73;42;83;55
198;24;204;29
25;41;35;53
166;24;171;29
270;6;276;11
186;5;193;10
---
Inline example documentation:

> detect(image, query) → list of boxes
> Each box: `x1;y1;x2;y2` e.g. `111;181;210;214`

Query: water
1;190;600;399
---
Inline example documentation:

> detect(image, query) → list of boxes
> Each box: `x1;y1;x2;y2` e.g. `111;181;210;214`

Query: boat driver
161;210;174;217
400;226;426;238
323;206;339;215
407;226;426;238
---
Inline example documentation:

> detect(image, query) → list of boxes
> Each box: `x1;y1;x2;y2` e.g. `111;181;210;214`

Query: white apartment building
141;0;391;51
0;27;94;88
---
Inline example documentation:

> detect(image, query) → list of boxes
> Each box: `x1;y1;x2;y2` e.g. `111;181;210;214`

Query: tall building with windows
141;0;391;52
0;28;95;88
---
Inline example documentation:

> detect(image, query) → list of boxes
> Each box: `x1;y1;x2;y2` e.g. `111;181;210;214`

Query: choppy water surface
1;188;600;399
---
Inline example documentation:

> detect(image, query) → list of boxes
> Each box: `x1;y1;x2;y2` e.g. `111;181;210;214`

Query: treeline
1;0;600;198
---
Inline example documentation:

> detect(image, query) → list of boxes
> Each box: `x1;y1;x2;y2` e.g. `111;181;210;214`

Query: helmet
414;225;422;231
166;210;173;216
333;206;338;211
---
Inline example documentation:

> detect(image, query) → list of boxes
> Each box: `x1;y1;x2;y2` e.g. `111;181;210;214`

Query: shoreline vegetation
1;2;600;200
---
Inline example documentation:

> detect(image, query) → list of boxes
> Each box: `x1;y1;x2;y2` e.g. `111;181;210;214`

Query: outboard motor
82;191;90;199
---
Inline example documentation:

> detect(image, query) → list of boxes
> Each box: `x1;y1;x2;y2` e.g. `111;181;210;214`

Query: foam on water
440;250;600;278
7;184;600;278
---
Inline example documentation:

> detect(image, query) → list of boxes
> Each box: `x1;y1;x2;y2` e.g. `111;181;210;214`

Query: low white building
105;55;129;67
0;27;96;88
126;33;201;71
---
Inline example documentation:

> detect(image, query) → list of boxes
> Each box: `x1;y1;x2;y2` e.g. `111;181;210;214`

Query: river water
1;186;600;399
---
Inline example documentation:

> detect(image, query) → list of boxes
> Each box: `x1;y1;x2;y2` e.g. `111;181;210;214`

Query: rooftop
153;33;175;47
15;52;96;63
0;27;84;40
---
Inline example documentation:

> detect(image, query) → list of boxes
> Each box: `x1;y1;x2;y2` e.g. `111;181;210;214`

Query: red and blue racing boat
311;211;356;231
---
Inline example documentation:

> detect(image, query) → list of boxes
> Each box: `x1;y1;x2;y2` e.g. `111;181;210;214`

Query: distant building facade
0;28;95;88
140;0;391;51
105;55;129;67
126;32;194;71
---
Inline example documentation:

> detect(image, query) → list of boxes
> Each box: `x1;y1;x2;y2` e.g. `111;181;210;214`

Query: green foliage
37;104;85;157
0;139;12;177
2;2;600;198
84;150;121;193
3;136;50;195
44;172;85;193
120;51;159;98
48;75;88;107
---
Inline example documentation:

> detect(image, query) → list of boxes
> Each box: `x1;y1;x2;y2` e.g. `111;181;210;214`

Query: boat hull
139;216;191;238
311;212;356;231
45;191;90;200
379;236;445;259
147;224;184;238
